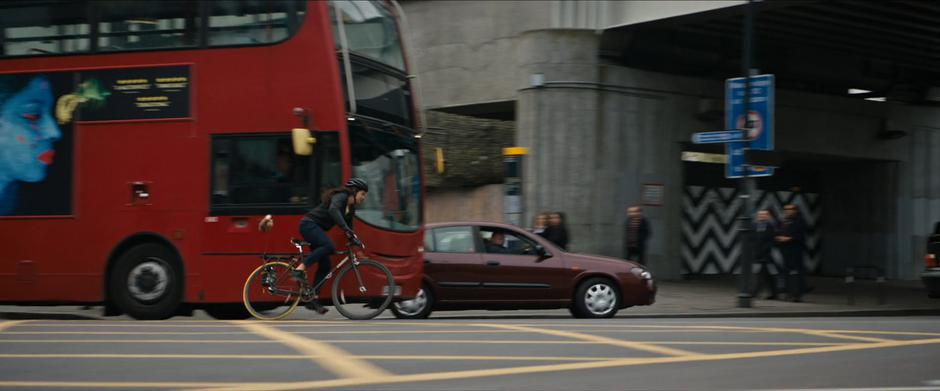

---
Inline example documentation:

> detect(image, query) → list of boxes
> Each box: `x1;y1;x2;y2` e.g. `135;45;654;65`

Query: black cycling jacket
302;191;354;233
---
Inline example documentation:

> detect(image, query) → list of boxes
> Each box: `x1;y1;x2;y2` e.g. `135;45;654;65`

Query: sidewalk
2;276;938;320
624;275;940;318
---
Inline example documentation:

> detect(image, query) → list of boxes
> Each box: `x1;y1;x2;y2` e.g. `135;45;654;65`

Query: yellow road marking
23;321;937;337
0;381;251;389
295;330;527;334
0;339;850;347
1;328;937;390
0;353;623;362
1;330;529;335
0;339;271;344
0;338;940;391
801;331;891;343
472;323;698;357
513;324;940;337
0;320;28;332
192;336;940;391
235;321;390;380
811;329;940;337
643;341;850;346
686;325;895;343
20;322;408;328
4;331;258;335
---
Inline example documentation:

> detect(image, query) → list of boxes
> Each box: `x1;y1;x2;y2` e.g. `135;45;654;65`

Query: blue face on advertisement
0;75;63;214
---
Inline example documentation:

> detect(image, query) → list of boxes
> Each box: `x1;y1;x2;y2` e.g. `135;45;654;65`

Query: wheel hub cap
128;260;168;302
584;283;615;315
394;288;427;316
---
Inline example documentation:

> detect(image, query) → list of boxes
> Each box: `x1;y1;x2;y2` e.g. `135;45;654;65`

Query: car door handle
486;260;500;267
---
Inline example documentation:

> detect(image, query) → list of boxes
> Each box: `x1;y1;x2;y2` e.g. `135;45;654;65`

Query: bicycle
242;233;395;321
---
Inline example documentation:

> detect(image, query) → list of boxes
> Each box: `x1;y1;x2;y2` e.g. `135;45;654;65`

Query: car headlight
630;267;652;280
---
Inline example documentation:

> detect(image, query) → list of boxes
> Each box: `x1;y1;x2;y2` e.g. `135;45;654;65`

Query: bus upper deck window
97;1;199;52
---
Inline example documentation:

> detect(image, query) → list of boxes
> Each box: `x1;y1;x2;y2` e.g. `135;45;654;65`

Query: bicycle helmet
345;177;369;192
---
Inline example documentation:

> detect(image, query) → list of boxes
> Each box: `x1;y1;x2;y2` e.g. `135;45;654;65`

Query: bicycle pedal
304;301;329;315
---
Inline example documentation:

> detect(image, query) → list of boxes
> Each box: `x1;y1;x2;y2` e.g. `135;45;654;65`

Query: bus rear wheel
109;243;183;320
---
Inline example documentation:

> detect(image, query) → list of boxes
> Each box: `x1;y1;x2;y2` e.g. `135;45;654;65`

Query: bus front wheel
109;243;183;320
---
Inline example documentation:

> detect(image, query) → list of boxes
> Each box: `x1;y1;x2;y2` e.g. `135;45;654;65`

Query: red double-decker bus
0;0;424;319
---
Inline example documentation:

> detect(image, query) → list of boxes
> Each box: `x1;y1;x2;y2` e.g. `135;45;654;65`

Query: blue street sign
726;74;774;150
725;74;775;179
692;130;747;144
726;142;774;178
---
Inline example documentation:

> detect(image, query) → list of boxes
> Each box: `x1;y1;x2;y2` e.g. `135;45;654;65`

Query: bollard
845;267;855;305
876;275;886;305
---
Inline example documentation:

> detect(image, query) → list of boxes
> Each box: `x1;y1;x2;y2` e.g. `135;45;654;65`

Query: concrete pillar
516;28;601;250
893;104;940;280
515;29;684;279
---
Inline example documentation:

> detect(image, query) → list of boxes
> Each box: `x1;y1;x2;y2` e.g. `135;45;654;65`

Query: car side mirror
534;244;552;261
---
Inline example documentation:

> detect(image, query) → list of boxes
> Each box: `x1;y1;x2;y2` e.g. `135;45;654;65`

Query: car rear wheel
390;284;434;319
570;277;620;318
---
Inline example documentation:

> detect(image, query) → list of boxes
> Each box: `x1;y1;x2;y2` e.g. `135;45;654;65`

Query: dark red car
390;222;656;319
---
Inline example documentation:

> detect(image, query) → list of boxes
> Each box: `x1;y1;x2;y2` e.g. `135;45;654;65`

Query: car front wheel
570;277;620;318
390;284;434;319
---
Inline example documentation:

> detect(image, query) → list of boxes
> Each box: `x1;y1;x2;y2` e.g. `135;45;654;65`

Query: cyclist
292;178;368;313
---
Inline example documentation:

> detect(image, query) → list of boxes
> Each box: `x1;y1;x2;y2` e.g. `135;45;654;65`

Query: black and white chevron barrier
681;186;822;275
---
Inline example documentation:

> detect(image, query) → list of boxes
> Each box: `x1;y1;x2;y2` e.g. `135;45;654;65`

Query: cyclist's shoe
304;300;329;315
290;269;307;285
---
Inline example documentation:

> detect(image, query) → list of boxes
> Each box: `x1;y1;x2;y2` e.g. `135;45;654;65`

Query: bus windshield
350;123;420;232
331;0;404;70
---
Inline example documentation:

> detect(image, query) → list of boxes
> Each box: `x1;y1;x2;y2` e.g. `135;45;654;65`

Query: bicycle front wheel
243;261;302;320
331;259;395;320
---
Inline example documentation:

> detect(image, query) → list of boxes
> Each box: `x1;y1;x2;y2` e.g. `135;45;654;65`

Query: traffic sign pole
737;0;756;309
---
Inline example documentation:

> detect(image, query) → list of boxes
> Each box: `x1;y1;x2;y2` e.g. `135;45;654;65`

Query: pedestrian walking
530;212;549;236
752;209;780;300
775;204;806;302
542;211;569;250
623;206;651;265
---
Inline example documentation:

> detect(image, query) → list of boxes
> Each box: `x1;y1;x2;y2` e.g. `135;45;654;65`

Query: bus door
201;132;342;300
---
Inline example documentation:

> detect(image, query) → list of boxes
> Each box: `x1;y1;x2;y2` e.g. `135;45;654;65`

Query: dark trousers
299;219;335;290
782;251;805;300
751;256;778;298
626;246;646;265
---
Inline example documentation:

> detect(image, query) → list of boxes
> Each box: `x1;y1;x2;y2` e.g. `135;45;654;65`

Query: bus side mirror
292;128;316;156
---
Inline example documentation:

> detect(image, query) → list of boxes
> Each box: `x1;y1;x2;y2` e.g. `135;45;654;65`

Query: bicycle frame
261;238;360;300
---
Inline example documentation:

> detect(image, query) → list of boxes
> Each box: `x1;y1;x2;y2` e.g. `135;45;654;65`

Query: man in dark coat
751;209;779;299
624;206;651;265
776;204;807;302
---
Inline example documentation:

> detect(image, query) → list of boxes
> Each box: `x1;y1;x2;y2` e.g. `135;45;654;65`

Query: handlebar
347;235;365;250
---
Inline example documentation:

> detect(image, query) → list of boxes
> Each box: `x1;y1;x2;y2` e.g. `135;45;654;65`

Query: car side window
432;226;476;253
480;228;537;255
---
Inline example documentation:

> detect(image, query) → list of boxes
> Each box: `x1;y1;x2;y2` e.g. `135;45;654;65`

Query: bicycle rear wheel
331;259;394;320
243;261;302;320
